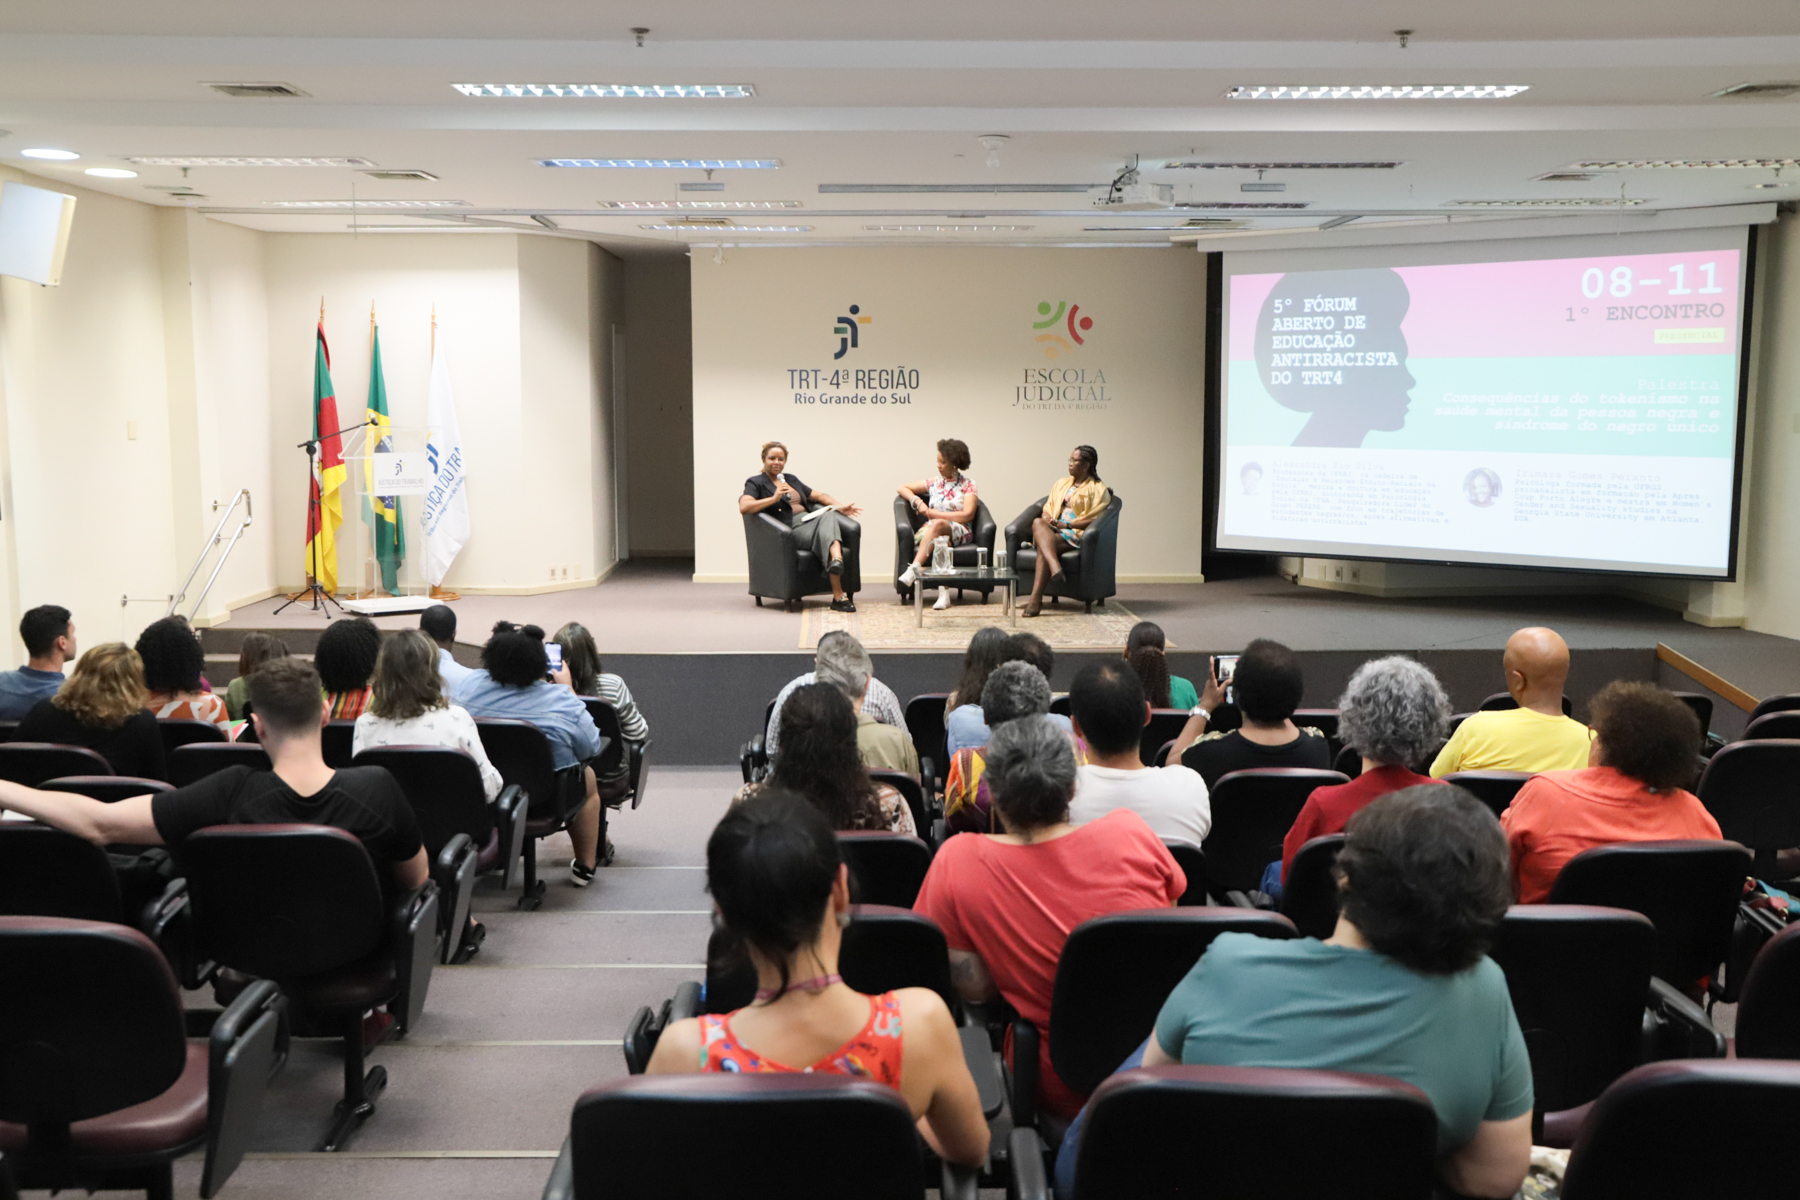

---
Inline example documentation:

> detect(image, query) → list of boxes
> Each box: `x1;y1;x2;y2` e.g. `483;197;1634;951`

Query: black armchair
477;718;602;909
892;495;998;603
743;506;861;609
1198;768;1348;900
837;830;933;907
1004;493;1123;613
1696;740;1800;878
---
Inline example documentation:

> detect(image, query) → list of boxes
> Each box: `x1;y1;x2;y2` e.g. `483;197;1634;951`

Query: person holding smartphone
1176;638;1331;789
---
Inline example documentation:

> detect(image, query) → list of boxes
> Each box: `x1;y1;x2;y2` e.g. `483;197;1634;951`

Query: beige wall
1745;213;1800;638
690;246;1209;581
623;256;694;556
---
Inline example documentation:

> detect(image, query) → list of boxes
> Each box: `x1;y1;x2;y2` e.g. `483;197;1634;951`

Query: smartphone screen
545;643;564;677
1213;654;1239;685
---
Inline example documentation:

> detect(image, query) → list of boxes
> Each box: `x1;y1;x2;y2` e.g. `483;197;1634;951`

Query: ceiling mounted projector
1090;181;1175;211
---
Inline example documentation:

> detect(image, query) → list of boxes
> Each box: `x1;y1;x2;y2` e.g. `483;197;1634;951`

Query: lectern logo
1033;300;1095;359
832;304;871;359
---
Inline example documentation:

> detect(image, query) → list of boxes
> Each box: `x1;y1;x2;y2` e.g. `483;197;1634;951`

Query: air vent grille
361;169;439;182
207;82;310;98
1162;161;1404;170
1710;82;1800;99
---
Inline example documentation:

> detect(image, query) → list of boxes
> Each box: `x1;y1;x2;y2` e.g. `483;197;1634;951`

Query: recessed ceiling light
1163;161;1404;170
455;83;753;98
124;156;376;167
640;223;811;232
21;148;79;160
1225;85;1527;100
84;167;137;178
206;82;309;98
1571;158;1800;169
361;169;439;182
541;158;778;169
1444;198;1653;207
599;199;801;209
864;225;1036;232
263;199;471;207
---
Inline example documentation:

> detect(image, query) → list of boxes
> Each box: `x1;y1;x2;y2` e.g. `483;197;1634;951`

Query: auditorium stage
212;560;1800;763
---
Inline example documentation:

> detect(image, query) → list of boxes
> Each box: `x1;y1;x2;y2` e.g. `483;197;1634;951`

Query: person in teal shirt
1055;785;1534;1200
1124;622;1197;709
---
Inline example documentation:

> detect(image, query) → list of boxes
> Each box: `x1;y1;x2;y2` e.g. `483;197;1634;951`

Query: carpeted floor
802;595;1148;650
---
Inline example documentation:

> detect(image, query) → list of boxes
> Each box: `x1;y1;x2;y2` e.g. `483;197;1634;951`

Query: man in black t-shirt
1173;638;1331;789
0;656;428;893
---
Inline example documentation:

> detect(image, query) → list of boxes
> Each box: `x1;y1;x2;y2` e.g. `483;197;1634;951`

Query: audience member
1281;656;1450;881
16;642;165;779
1067;660;1210;847
316;616;383;720
916;715;1183;1124
1125;621;1197;709
1431;626;1589;776
420;604;475;692
224;631;287;722
814;636;919;778
354;630;504;801
943;626;1011;754
646;790;989;1168
554;620;650;794
945;631;1072;757
136;616;229;732
765;630;903;759
453;621;607;883
1503;681;1719;903
1181;638;1330;788
943;661;1082;833
734;683;916;835
0;657;428;897
1058;785;1532;1199
0;604;74;721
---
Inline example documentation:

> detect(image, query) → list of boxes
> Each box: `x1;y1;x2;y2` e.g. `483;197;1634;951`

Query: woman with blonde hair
16;642;166;779
352;630;503;801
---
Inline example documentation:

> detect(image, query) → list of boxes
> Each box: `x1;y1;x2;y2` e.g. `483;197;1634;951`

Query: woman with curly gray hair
1278;655;1451;882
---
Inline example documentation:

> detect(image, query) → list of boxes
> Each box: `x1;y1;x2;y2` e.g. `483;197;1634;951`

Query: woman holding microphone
740;441;863;613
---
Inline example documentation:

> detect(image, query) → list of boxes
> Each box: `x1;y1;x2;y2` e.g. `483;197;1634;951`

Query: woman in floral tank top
897;438;979;611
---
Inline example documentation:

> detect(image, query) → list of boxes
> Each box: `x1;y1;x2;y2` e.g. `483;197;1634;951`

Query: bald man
1430;627;1592;777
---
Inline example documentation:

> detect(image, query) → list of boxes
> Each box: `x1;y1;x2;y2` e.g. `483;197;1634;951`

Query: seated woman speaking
896;437;979;612
740;440;863;613
1022;444;1109;618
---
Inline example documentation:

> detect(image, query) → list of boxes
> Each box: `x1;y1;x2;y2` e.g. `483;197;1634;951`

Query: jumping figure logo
1033;300;1094;359
833;304;872;359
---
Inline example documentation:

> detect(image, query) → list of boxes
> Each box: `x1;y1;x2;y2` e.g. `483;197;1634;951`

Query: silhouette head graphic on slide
1254;267;1415;448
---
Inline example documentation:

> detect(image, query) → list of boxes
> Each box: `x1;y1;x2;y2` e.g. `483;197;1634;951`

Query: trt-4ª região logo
833;304;872;359
1033;300;1095;359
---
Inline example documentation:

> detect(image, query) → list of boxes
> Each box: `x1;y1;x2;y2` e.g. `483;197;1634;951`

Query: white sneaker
898;563;917;586
933;590;952;610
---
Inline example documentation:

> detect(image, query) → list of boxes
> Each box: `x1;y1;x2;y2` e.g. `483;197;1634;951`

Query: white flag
421;342;471;586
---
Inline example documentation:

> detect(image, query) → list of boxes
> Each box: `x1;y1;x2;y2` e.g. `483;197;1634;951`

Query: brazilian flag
364;325;405;594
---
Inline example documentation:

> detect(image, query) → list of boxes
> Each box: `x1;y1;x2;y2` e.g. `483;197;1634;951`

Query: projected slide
1217;242;1745;576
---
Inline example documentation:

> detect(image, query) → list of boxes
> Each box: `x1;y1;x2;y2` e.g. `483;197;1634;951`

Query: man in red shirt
1502;681;1719;903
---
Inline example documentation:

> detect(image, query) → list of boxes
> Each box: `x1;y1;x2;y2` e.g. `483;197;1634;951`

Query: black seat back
167;742;272;787
579;696;628;779
904;693;950;786
41;775;174;805
1280;834;1345;939
866;770;927;835
1697;741;1800;875
321;719;357;769
180;823;386;979
1444;770;1532;819
1546;839;1751;988
1072;1065;1438;1200
1139;710;1193;766
0;824;123;922
1733;922;1800;1059
1049;908;1296;1098
837;830;932;908
838;904;957;1012
1480;691;1573;716
1162;841;1208;906
0;743;113;787
1670;692;1713;737
1294;709;1341;752
1560;1060;1800;1199
475;719;562;818
1490;905;1655;1115
352;746;494;860
1199;768;1348;894
1747;692;1800;724
0;916;189;1126
569;1074;925;1200
157;717;226;756
1742;711;1800;741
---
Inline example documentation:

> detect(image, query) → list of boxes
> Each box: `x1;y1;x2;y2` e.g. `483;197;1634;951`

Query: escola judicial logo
1033;300;1095;359
833;304;872;359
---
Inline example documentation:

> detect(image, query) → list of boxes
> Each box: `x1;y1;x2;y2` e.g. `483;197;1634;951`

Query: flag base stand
429;586;462;602
277;576;342;617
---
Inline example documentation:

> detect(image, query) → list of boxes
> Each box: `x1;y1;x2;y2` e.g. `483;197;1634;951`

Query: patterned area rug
800;594;1152;650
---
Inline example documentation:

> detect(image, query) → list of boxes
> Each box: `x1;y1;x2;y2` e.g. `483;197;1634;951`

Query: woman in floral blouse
896;438;979;611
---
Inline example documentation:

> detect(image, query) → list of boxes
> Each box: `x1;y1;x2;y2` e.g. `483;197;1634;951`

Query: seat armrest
1004;498;1048;562
141;877;210;990
941;1158;981;1200
434;833;478;964
391;880;440;1036
201;980;286;1199
918;756;939;810
1643;977;1725;1060
541;1137;575;1200
959;1024;1005;1118
622;1004;658;1075
496;784;529;892
1007;1127;1051;1200
1011;1017;1040;1130
670;979;702;1022
628;739;650;809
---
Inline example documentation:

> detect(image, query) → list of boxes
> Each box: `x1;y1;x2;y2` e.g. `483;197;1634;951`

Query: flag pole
426;302;460;602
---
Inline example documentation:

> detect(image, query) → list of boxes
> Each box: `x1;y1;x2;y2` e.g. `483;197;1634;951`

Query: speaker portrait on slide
1463;468;1502;508
1253;268;1416;449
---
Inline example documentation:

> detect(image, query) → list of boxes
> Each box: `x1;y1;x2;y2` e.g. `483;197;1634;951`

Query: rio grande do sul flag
305;323;347;592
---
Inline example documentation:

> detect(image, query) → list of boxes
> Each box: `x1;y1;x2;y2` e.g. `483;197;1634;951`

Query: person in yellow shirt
1431;627;1591;777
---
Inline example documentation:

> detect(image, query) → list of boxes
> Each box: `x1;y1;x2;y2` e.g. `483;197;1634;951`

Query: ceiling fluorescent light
540;158;777;169
1241;182;1286;192
1176;201;1312;210
125;156;375;167
264;199;471;208
1163;161;1403;170
1444;198;1653;207
1226;84;1527;100
641;223;811;232
21;148;80;160
455;83;753;99
680;182;726;192
820;183;1099;194
600;199;801;209
85;168;137;178
864;225;1036;232
1571;158;1800;169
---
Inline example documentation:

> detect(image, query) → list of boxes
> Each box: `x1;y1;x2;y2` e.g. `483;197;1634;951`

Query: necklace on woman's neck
755;972;842;1002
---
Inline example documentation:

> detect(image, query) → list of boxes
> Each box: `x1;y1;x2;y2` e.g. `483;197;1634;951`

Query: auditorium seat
1293;708;1342;757
321;718;357;769
1444;770;1532;819
179;823;439;1152
354;745;530;962
1139;709;1192;766
1036;1065;1439;1200
546;1074;974;1200
1546;839;1751;993
0;719;18;742
1730;921;1800;1058
41;775;173;805
837;830;932;907
1746;692;1800;724
1740;710;1800;741
580;696;652;809
1478;691;1573;716
1161;840;1208;906
738;697;778;783
0;916;285;1200
892;494;999;603
0;742;111;787
902;692;950;790
156;717;226;756
1331;742;1362;779
1671;691;1713;738
742;504;863;610
1558;1060;1800;1198
868;768;931;836
1196;768;1348;900
166;742;271;787
1003;492;1123;613
477;718;600;910
1008;908;1296;1131
1280;834;1345;939
1695;740;1800;878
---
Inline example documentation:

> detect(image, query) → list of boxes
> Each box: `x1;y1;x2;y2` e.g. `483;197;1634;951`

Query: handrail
1655;642;1758;713
171;489;253;621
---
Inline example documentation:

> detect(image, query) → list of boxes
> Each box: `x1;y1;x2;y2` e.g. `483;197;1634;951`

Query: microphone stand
276;418;376;616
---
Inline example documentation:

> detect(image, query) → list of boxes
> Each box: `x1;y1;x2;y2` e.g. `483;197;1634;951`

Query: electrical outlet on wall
1350;566;1361;582
561;566;571;580
1333;565;1344;580
549;565;558;581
